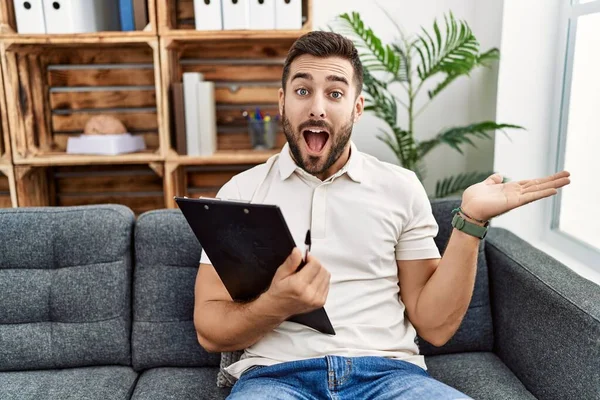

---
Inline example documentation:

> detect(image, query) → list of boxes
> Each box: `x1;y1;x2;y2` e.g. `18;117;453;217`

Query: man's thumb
274;247;303;280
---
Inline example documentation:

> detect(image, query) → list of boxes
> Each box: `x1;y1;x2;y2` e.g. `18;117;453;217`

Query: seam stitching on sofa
487;240;600;324
1;314;126;325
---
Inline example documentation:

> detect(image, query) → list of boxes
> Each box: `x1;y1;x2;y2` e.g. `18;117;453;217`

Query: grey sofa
0;200;598;400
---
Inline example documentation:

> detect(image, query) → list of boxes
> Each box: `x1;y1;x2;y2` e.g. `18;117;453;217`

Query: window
554;3;600;250
548;0;600;265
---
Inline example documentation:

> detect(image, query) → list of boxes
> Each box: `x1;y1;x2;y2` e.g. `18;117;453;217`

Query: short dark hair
282;31;364;96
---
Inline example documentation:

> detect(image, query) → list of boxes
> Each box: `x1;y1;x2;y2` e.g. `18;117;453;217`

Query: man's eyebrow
291;72;312;81
327;75;349;86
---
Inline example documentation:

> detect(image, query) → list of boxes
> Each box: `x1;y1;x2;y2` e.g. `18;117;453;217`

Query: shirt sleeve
198;178;241;266
395;173;441;261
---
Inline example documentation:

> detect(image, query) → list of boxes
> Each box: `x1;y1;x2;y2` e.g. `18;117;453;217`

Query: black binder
175;196;335;335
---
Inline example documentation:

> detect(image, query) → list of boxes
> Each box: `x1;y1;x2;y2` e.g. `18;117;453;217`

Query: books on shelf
193;0;302;31
182;73;217;157
66;134;146;156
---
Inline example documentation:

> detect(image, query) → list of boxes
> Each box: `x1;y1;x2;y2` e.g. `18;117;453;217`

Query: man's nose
309;96;327;119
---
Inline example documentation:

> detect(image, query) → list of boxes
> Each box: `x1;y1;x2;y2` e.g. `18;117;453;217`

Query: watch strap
452;212;488;239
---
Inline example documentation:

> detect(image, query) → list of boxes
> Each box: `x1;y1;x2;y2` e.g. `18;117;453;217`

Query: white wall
492;0;563;240
312;0;506;195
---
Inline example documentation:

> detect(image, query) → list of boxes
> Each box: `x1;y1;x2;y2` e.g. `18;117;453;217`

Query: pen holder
248;119;277;150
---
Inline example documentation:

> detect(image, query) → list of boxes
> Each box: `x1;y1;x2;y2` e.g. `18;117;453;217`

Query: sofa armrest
485;228;600;400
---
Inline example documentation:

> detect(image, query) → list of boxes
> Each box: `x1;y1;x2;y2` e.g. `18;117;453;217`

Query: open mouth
302;128;330;154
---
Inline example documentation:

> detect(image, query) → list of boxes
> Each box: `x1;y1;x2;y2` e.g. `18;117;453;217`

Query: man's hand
460;170;571;222
261;248;331;319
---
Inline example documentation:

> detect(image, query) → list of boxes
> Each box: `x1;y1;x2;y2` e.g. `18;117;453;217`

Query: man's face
279;54;364;178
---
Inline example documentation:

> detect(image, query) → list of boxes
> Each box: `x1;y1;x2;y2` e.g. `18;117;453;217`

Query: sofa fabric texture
0;205;134;371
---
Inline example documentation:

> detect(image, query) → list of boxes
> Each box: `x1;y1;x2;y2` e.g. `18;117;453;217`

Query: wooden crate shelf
0;164;17;207
163;161;257;208
158;0;312;34
160;35;294;160
14;164;165;215
1;40;166;165
0;0;157;36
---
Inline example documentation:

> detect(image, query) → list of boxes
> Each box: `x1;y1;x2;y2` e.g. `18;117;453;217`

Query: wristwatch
451;211;489;239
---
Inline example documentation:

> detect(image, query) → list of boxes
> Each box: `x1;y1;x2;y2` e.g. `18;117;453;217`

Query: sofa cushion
132;210;221;370
425;352;535;400
131;367;230;400
0;205;134;371
417;199;494;355
0;366;138;400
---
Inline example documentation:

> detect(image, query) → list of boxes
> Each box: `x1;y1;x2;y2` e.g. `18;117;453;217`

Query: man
194;31;570;399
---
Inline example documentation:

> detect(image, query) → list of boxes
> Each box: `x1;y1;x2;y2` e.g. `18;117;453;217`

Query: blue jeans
227;355;472;399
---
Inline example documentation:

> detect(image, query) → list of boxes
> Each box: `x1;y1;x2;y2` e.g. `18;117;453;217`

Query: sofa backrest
0;205;134;371
132;210;221;371
419;199;494;355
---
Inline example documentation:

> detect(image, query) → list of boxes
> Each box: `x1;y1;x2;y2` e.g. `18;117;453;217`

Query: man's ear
353;94;365;123
278;88;285;116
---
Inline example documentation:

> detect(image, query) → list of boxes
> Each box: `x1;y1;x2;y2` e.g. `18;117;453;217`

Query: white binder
249;0;275;30
194;0;223;31
13;0;47;34
183;72;203;156
42;0;120;34
196;81;217;156
274;0;302;30
222;0;250;30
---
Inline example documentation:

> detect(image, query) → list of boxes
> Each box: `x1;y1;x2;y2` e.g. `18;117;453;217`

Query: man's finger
521;177;571;194
520;171;570;189
521;188;558;205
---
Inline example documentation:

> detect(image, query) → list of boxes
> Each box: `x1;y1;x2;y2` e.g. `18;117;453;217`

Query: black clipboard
175;196;335;335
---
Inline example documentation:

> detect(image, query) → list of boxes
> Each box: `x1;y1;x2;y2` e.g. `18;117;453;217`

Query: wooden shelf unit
1;39;165;164
0;0;312;212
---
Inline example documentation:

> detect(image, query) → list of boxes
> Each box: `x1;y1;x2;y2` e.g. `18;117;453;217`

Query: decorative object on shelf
246;109;277;150
67;115;146;155
83;115;127;135
336;10;524;198
66;133;146;155
41;0;121;34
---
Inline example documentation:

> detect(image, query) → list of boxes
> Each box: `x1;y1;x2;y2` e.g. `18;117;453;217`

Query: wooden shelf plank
1;31;156;46
13;151;163;167
163;29;310;42
170;150;278;165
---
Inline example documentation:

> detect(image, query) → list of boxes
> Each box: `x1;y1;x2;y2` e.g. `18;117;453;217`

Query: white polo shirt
200;141;441;378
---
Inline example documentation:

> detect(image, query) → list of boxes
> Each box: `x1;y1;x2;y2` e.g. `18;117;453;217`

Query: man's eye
330;91;343;99
296;88;309;96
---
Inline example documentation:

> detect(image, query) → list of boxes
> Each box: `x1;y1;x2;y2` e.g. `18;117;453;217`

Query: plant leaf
434;171;495;198
418;122;525;158
415;12;479;82
337;12;403;77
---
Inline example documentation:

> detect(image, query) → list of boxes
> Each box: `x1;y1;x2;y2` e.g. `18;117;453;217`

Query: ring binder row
194;0;303;31
13;0;148;34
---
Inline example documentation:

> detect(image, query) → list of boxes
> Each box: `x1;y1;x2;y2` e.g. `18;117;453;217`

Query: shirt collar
278;141;363;183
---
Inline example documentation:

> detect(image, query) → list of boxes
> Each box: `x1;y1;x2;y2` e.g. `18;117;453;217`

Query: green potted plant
334;11;524;198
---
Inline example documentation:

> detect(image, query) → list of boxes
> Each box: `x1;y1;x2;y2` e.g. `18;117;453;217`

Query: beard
282;109;354;176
